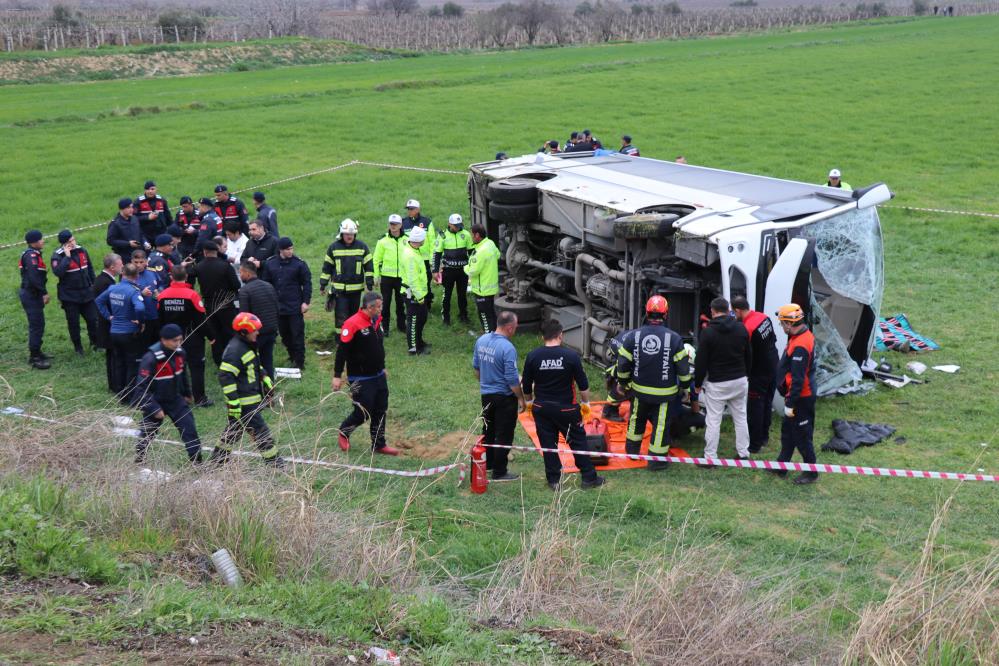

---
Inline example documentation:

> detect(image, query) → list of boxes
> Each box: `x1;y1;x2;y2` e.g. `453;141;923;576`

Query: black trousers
110;331;144;403
278;313;306;368
19;289;45;354
406;297;428;352
533;402;597;483
474;295;496;334
184;332;208;401
141;318;161;348
423;261;434;306
208;306;236;367
257;332;276;383
481;393;518;478
440;268;468;322
340;373;389;450
747;376;777;450
778;396;817;476
61;299;99;349
334;291;362;334
626;398;672;454
217;402;278;461
137;395;202;462
379;276;406;333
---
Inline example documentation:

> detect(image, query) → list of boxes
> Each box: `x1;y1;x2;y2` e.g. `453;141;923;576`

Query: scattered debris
822;420;897;455
875;313;940;352
932;364;960;373
366;646;400;665
211;548;243;589
133;468;172;483
905;361;927;375
274;367;303;379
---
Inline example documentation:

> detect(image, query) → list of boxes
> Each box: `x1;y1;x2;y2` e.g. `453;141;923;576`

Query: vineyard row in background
2;0;998;52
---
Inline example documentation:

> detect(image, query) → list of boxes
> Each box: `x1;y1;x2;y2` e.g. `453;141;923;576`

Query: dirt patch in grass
394;429;474;461
533;626;635;666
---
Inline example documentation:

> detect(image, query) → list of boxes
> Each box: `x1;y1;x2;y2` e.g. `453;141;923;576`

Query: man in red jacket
732;295;779;453
158;265;214;407
331;291;398;456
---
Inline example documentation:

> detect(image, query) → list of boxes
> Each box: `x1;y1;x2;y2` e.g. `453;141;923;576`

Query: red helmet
232;312;263;333
646;295;669;317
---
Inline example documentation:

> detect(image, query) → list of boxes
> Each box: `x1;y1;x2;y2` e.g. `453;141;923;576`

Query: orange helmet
232;312;263;333
646;295;669;317
776;303;805;323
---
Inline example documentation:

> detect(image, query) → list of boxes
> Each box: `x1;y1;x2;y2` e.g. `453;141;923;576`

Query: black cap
198;197;213;206
253;191;265;202
277;236;293;249
622;134;632;142
214;184;228;193
583;129;592;136
159;323;184;339
154;234;173;247
166;225;182;237
57;229;73;244
179;195;193;205
547;140;558;148
144;180;156;189
118;197;133;210
495;152;507;160
25;229;43;244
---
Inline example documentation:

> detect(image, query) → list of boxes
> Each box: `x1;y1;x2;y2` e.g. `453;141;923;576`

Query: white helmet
828;168;841;179
406;199;420;209
448;213;463;227
408;226;427;243
339;218;358;235
388;214;403;225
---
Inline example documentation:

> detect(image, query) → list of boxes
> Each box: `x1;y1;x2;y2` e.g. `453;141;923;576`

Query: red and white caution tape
1;407;464;482
481;443;996;483
882;204;999;219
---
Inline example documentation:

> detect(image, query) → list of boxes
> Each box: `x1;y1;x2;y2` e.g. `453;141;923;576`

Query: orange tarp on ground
517;400;690;473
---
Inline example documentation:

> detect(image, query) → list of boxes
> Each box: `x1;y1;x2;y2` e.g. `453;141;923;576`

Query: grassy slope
1;14;998;642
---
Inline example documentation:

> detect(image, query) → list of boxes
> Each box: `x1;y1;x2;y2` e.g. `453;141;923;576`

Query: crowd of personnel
16;173;827;484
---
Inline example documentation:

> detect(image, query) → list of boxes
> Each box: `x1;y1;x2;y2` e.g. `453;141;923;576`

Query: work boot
581;475;606;489
492;472;520;482
37;351;53;360
338;432;350;452
191;451;205;465
265;456;287;469
208;447;231;465
418;347;432;356
374;446;400;456
601;403;624;422
647;460;670;471
28;355;51;370
625;439;641;458
547;481;560;491
196;397;215;408
382;327;390;338
767;468;788;478
793;472;818;485
74;345;85;356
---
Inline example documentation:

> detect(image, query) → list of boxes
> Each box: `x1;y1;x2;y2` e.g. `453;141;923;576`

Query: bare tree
475;3;516;48
369;0;419;18
513;0;556;45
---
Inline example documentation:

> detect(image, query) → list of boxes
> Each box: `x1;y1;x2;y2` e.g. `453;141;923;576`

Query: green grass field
1;15;998;663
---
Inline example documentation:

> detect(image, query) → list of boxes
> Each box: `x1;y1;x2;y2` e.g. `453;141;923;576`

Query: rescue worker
433;213;473;326
238;261;280;382
522;319;605;490
175;196;201;259
253;191;279;237
402;199;436;308
148;234;176;292
19;230;51;369
213;184;249;236
373;214;408;336
823;168;852;190
133;323;204;464
332;292;399;456
107;197;147;261
262;237;311;370
51;229;98;356
94;253;123;392
196;197;223;253
131;250;161;345
473;310;526;481
184;238;240;366
135;180;172;246
241;219;278;268
619;134;640;156
601;330;628;422
401;226;430;355
692;297;752;466
158;265;213;407
615;295;692;471
214;312;283;467
465;224;500;334
773;303;819;485
95;262;146;403
319;218;374;335
732;295;779;452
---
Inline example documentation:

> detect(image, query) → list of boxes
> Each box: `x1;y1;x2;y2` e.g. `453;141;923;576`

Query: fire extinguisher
470;437;488;494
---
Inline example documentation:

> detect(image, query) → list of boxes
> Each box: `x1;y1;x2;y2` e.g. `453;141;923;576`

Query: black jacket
175;209;201;258
262;254;312;315
616;323;691;404
214;196;249;236
334;309;385;378
50;246;95;303
219;335;269;404
694;315;752;388
19;247;48;296
135;194;172;244
106;213;144;259
256;204;279;237
241;233;278;266
187;256;240;316
238;277;280;335
135;342;191;417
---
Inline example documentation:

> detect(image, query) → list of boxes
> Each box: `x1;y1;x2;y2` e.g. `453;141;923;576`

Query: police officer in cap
51;229;99;356
262;237;312;370
196;197;223;254
616;295;692;471
19;230;51;369
107;197;148;262
135;180;172;246
175;196;201;259
148;234;176;292
253;191;279;237
133;323;204;464
433;213;473;326
214;185;249;236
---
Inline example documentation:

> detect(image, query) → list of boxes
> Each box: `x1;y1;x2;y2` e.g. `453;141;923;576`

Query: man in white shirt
224;222;248;267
